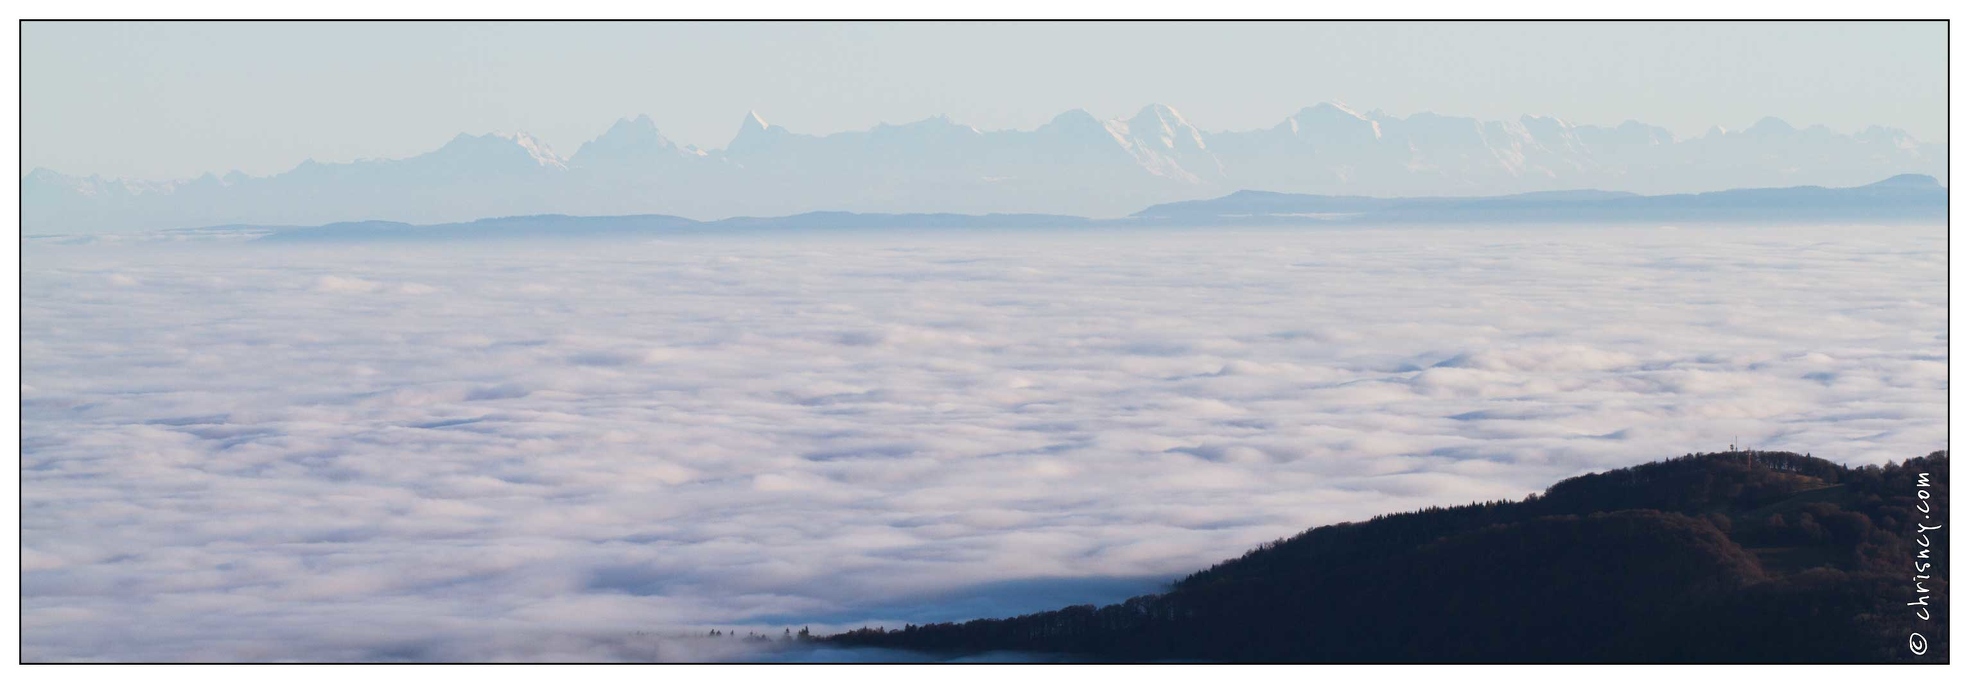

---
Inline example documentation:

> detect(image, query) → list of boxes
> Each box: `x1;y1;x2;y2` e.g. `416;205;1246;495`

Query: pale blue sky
23;21;1947;180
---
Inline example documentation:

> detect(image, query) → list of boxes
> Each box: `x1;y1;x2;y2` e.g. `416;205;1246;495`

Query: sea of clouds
20;223;1946;661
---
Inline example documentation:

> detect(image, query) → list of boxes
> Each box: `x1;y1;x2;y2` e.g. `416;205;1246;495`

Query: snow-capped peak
1309;101;1368;120
1041;108;1105;131
1286;102;1383;142
728;110;783;150
1124;104;1208;152
570;115;694;167
437;132;568;170
742;110;770;133
497;132;567;169
1132;103;1187;123
607;114;659;134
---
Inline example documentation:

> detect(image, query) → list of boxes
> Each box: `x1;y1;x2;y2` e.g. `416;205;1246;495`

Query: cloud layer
20;223;1946;661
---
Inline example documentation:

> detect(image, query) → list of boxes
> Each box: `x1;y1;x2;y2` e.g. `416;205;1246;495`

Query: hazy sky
23;21;1947;180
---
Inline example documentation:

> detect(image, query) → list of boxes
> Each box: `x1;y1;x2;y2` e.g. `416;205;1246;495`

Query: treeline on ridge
825;450;1949;663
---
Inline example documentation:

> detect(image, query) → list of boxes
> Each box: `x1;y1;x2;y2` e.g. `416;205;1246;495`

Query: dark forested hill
825;451;1949;663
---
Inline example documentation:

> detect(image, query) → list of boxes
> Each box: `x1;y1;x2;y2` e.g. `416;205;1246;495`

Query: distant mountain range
1133;173;1946;226
22;104;1947;234
825;451;1950;663
69;173;1927;245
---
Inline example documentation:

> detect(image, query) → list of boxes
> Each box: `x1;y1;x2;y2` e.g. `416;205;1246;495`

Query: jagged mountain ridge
23;104;1947;233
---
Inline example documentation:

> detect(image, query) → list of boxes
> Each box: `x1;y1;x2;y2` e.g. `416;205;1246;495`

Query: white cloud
19;224;1946;661
312;274;382;293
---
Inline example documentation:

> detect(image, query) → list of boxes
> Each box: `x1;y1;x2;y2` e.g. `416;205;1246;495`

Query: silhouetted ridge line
239;175;1944;242
825;450;1949;663
1130;175;1945;225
